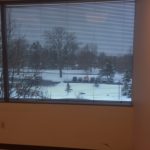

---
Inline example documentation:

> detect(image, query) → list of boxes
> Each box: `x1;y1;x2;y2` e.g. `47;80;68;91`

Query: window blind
5;0;135;102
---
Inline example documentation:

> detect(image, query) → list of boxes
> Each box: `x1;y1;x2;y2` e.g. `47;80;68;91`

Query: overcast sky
7;1;135;56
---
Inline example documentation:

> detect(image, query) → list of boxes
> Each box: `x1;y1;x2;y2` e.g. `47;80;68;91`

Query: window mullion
1;5;9;102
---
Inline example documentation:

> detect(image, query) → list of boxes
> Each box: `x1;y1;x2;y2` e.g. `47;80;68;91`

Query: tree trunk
59;67;62;78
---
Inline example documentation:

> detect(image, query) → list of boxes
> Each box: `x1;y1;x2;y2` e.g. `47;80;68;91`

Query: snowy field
24;69;123;83
8;69;131;101
40;82;130;101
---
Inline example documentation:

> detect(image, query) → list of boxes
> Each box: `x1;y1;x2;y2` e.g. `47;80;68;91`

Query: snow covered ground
8;69;131;101
40;69;123;83
40;82;130;101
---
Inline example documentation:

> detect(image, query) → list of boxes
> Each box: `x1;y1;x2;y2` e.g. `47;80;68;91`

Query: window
0;0;135;104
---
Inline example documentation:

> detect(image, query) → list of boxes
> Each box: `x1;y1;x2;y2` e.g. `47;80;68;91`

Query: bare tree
45;27;78;78
100;60;115;83
6;10;43;99
8;36;29;74
77;43;97;72
29;41;43;70
8;39;44;99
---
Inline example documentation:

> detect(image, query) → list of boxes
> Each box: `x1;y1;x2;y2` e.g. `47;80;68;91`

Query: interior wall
0;104;133;150
134;0;150;149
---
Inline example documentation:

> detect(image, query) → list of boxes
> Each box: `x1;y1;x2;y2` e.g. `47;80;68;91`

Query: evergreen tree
122;70;132;98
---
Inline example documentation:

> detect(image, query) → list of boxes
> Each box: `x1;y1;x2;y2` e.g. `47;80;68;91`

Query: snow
40;82;130;101
8;69;131;101
40;69;124;83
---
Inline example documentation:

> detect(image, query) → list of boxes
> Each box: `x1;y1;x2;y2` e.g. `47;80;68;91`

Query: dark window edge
0;98;133;107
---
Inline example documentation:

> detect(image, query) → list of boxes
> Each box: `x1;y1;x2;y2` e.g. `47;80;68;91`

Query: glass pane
6;1;135;102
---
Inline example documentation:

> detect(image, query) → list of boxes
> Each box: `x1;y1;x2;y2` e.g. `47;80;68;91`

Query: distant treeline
0;27;132;74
